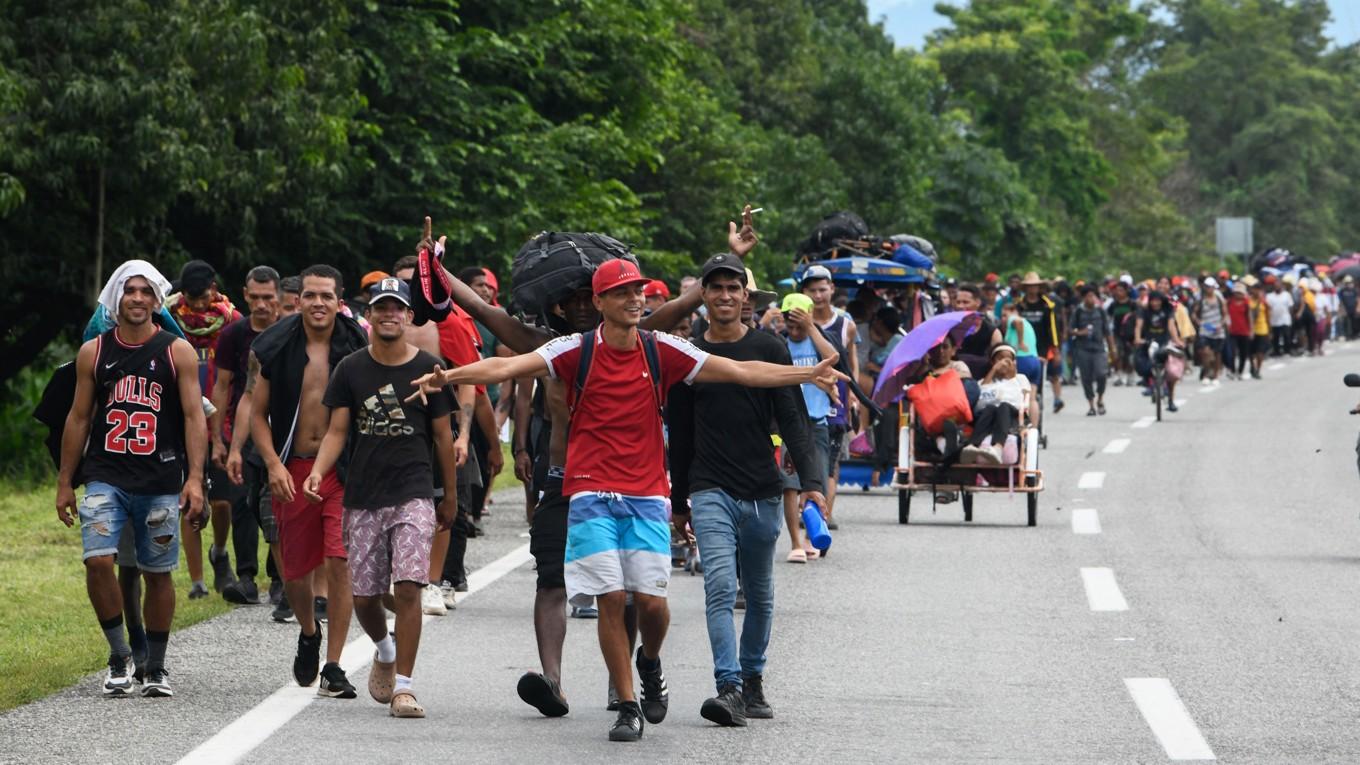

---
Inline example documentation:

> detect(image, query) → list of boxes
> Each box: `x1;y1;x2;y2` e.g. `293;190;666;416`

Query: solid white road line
176;543;534;765
1103;438;1131;454
1078;471;1106;490
1124;678;1216;760
1267;362;1286;371
1080;567;1128;611
1071;508;1102;534
1132;416;1155;429
1199;385;1218;394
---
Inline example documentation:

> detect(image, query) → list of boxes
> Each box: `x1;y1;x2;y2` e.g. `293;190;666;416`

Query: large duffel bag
510;232;637;315
798;211;869;258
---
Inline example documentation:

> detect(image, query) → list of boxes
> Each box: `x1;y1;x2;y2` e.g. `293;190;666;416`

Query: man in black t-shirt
667;254;827;727
212;265;282;604
305;278;457;718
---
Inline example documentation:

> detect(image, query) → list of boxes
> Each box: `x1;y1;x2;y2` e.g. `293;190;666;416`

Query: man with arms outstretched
409;258;844;742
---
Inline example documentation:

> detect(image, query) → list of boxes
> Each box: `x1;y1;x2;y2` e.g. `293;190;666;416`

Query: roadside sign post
1216;217;1254;273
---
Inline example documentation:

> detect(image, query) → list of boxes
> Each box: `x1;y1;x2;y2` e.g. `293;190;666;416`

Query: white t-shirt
978;374;1031;411
1266;291;1295;327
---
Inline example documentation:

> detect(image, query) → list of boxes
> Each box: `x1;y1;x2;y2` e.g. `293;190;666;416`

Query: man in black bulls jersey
56;268;207;698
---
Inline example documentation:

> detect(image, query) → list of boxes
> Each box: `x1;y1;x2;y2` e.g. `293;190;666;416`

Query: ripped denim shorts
80;482;181;573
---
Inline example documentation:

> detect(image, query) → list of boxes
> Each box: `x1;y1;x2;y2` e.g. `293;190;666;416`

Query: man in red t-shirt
410;258;844;742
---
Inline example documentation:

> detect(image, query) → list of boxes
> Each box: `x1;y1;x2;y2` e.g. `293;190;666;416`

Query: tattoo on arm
244;352;261;394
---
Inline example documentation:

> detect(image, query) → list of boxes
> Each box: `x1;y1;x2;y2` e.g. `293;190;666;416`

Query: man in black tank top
56;269;207;698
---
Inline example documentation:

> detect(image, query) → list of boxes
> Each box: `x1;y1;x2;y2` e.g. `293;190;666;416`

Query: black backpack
798;211;869;258
510;232;637;316
33;331;177;477
571;329;663;420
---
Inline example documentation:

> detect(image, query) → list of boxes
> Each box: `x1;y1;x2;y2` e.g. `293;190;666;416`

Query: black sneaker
742;673;773;719
222;577;259;605
517;671;570;717
606;682;620;711
268;579;283;605
700;683;748;727
102;653;135;697
317;662;357;699
314;596;328;624
608;701;645;742
294;620;322;686
141;667;173;698
635;647;669;724
272;592;295;623
735;587;746;610
209;547;237;593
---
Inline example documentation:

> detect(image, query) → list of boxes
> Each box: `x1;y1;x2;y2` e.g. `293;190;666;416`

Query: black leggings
969;403;1018;447
1232;335;1251;374
1074;348;1107;402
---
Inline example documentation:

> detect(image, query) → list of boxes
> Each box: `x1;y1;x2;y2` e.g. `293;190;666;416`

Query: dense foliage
1;0;1357;385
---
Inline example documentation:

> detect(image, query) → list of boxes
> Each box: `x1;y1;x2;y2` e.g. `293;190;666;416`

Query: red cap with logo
592;258;649;296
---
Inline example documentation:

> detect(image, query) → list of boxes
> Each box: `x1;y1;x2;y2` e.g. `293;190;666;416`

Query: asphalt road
4;344;1360;763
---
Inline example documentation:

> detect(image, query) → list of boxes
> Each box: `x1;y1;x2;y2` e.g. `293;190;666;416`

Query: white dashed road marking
1267;362;1286;371
1080;567;1128;611
1132;416;1155;429
1125;678;1216;760
1078;472;1106;490
1103;438;1131;454
1071;509;1101;534
177;544;534;765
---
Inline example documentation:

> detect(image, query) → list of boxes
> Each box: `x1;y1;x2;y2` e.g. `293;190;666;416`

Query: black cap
700;253;745;284
178;260;216;297
369;276;412;307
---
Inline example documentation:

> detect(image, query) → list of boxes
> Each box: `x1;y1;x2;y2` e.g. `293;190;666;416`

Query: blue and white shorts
564;492;671;608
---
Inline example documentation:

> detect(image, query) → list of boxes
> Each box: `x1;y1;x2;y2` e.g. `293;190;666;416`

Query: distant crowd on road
49;205;1353;740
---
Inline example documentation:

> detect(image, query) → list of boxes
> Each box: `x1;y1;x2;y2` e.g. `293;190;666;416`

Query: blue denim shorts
80;482;181;573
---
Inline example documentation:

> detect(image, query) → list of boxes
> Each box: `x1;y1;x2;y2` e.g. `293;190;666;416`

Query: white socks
395;674;413;693
375;635;396;664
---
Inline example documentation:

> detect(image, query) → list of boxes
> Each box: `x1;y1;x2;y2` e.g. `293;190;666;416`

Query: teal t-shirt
1004;316;1038;358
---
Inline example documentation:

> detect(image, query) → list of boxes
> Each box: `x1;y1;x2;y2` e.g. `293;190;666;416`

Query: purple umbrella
872;311;984;407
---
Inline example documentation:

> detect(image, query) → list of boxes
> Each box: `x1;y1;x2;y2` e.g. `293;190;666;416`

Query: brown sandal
390;690;425;718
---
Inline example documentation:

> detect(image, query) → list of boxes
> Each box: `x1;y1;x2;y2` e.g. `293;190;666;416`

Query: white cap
800;264;833;285
1203;277;1218;289
1119;273;1133;286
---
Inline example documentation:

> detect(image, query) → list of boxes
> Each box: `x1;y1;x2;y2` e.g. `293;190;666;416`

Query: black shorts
529;477;568;591
1252;336;1271;355
827;424;847;477
208;463;243;503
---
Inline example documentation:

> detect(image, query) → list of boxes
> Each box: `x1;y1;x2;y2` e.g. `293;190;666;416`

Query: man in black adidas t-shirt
667;254;828;727
306;278;457;718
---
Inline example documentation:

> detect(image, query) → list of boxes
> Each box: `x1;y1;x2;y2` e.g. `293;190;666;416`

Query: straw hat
1019;271;1047;287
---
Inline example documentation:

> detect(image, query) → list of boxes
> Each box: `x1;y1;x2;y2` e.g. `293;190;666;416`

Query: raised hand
728;204;758;258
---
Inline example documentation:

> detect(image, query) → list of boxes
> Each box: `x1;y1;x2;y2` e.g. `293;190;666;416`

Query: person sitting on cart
953;284;1003;378
1133;290;1183;412
960;344;1038;465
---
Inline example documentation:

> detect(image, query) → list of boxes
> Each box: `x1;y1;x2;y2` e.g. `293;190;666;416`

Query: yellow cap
780;293;814;313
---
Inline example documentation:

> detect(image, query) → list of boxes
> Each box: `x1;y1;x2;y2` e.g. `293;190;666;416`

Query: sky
866;0;1360;50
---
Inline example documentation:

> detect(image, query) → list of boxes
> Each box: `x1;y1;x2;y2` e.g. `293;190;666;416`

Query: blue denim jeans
80;482;181;572
690;488;783;691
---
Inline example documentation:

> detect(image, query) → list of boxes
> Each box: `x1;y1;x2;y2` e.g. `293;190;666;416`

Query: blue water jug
801;500;832;552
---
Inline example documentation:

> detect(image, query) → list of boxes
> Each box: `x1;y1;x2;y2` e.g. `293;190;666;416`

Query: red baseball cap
481;267;499;305
592;258;649;296
643;279;671;299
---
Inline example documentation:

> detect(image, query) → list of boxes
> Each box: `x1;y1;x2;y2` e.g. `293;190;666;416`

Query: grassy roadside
0;481;263;712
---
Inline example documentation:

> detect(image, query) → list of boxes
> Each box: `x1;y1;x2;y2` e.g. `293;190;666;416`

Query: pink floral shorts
343;497;436;597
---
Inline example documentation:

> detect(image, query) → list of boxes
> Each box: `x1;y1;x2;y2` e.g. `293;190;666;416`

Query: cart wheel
1040;433;1048;449
1154;377;1162;422
898;489;911;525
962;492;974;522
1025;476;1038;527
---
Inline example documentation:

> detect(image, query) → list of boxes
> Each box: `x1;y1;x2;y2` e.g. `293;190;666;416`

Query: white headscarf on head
97;260;172;323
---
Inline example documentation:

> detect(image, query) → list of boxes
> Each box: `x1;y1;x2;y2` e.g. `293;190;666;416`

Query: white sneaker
102;654;135;696
439;581;458;611
421;584;447;616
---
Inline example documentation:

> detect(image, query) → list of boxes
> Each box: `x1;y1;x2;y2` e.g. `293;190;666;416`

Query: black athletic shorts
529;472;568;591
